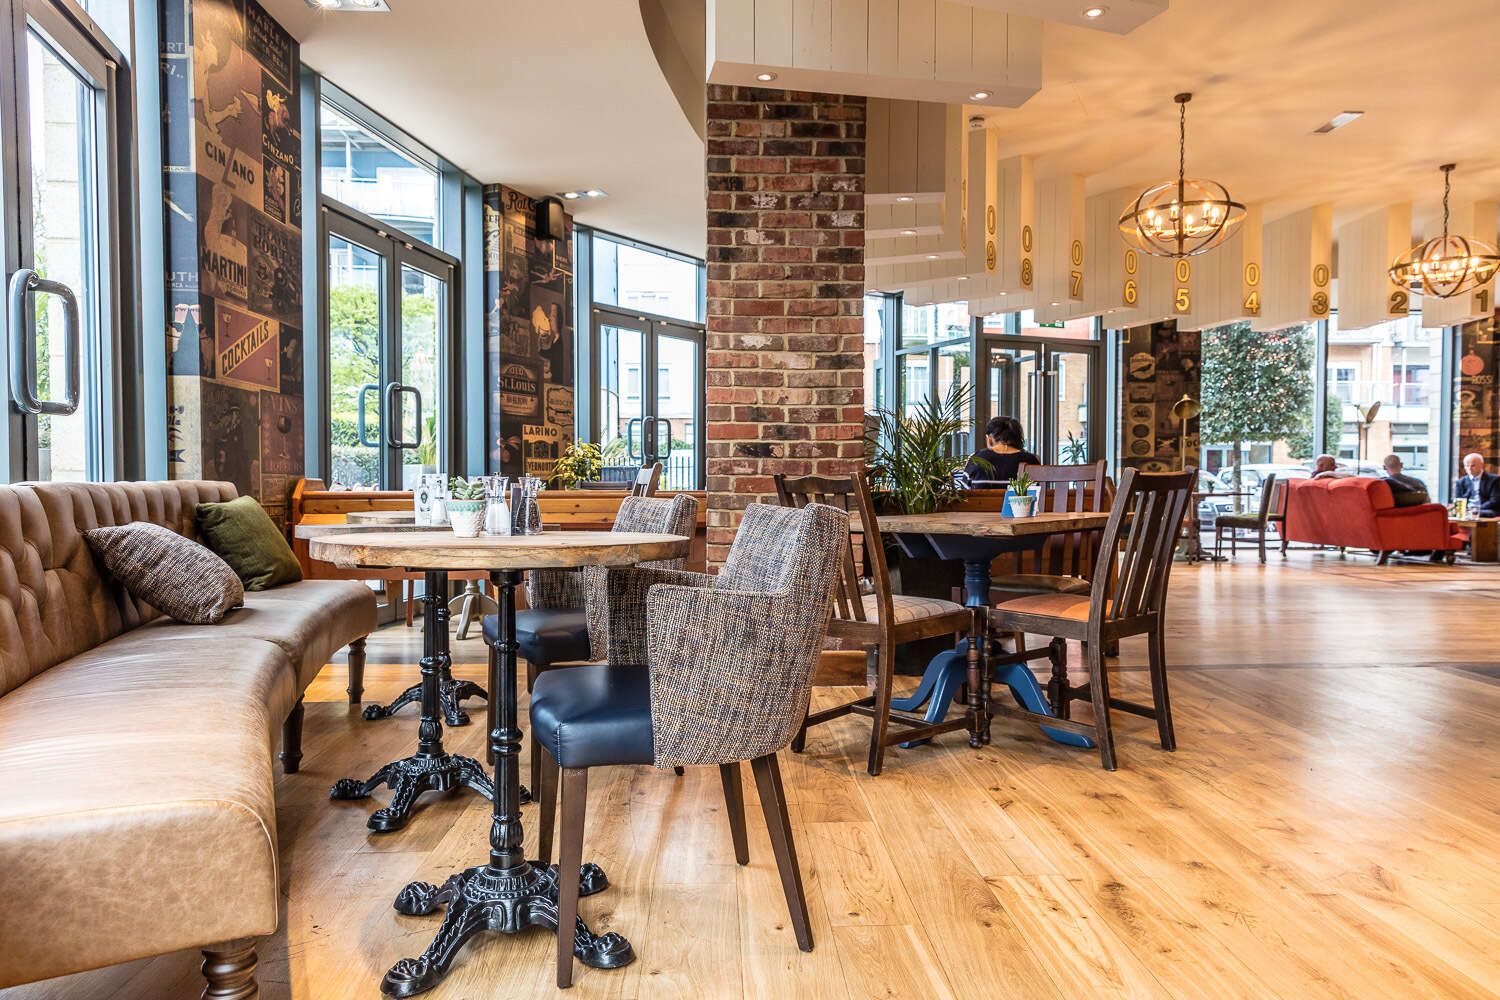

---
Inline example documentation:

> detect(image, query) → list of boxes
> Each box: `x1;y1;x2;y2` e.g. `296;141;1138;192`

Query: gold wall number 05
1175;287;1191;313
1123;278;1138;305
1311;291;1330;316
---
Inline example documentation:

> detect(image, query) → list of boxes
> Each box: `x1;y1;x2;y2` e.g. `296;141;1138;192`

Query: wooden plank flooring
7;549;1500;999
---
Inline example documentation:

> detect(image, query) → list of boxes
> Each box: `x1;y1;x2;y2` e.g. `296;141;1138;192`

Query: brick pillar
704;86;866;565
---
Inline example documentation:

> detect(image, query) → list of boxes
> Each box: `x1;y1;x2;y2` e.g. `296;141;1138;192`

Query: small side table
1454;516;1500;562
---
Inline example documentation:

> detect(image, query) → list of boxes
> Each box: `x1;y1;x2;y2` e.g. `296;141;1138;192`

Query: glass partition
320;101;439;245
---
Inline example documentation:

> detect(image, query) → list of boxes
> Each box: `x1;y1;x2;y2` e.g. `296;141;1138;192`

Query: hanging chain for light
1388;164;1500;300
1117;93;1246;259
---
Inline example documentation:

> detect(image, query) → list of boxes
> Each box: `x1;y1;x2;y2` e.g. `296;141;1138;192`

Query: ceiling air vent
1312;111;1364;134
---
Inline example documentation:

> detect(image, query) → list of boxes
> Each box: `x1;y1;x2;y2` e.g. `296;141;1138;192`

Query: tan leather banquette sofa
0;481;376;997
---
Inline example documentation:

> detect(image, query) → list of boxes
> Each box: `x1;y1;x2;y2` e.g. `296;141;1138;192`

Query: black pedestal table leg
361;590;488;725
380;569;629;998
962;558;992;747
330;571;493;833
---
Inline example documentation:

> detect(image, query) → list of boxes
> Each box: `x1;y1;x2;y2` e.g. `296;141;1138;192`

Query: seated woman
965;416;1041;487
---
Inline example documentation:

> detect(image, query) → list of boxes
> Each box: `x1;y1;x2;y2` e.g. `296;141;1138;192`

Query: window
593;234;701;323
1327;311;1441;488
320;100;439;245
1331;365;1358;403
864;294;886;413
1199;322;1319;479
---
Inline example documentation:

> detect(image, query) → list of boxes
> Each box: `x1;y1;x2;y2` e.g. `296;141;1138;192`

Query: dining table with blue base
875;511;1109;750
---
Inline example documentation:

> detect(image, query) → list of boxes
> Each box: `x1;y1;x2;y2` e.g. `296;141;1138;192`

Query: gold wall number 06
1311;291;1330;316
1123;278;1138;305
1174;287;1191;313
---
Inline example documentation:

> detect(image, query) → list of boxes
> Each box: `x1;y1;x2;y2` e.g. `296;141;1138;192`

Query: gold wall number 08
1174;287;1191;313
1175;259;1192;283
1311;291;1330;316
1070;240;1084;267
1124;249;1138;275
1313;263;1330;288
1020;258;1033;288
1389;289;1408;314
1021;224;1033;253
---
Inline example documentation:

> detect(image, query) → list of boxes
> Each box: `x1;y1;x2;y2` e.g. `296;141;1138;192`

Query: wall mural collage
1456;311;1500;466
163;0;303;521
1119;320;1201;473
484;185;574;477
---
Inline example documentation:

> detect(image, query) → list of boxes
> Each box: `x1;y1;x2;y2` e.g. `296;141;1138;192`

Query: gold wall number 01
1477;288;1491;314
1123;278;1138;305
1311;291;1330;316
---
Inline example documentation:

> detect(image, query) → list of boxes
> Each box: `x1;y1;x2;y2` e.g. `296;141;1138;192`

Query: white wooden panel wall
1175;205;1264;331
1033;174;1086;319
1335;205;1412;332
1421;201;1499;328
1252;204;1333;331
995;155;1035;295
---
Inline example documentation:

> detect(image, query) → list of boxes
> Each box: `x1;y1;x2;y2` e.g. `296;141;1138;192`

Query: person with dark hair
965;416;1041;485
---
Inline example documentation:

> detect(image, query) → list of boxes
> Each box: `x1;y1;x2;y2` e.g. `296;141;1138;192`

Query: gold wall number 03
1175;259;1192;283
1174;287;1191;313
1311;291;1330;316
1021;224;1033;253
1020;258;1033;288
1123;278;1138;305
1070;240;1084;267
1389;289;1408;314
1124;249;1138;275
1313;263;1330;288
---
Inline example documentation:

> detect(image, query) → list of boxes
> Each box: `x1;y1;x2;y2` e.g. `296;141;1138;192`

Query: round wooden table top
293;521;441;540
345;510;417;525
308;529;690;571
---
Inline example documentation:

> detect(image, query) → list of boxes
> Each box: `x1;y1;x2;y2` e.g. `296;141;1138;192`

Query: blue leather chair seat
529;665;654;769
482;608;592;666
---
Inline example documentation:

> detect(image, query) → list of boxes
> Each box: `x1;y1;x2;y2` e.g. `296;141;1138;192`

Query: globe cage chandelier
1388;164;1500;299
1118;93;1246;258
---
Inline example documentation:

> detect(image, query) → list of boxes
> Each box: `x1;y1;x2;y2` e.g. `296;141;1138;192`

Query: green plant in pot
1008;470;1036;517
866;381;981;515
447;476;487;537
551;440;602;489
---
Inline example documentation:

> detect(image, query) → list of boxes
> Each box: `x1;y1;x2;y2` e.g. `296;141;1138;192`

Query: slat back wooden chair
1214;472;1277;562
989;469;1193;770
631;462;663;496
774;472;972;776
990;459;1108;599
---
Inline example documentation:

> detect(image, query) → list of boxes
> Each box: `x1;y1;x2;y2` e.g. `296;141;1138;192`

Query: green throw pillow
197;496;303;591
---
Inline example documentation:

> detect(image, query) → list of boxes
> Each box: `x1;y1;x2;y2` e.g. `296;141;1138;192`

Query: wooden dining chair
631;462;663;496
988;469;1193;770
774;472;973;776
989;459;1108;601
1215;473;1278;562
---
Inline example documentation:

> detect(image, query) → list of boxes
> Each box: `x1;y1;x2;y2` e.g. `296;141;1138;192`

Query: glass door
3;1;124;482
323;207;454;489
592;307;703;488
980;338;1100;464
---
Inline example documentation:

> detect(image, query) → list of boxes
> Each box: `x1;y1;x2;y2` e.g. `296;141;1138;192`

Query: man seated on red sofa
1453;453;1500;518
1284;474;1465;565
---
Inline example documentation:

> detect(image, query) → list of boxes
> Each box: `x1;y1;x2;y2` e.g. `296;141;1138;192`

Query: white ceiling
966;0;1500;234
259;0;708;257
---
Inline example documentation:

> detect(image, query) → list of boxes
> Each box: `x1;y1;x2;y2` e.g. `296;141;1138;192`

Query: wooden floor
9;548;1500;999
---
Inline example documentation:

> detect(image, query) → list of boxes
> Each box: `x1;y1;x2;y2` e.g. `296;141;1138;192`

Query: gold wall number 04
1243;289;1260;315
1123;278;1138;305
1311;291;1330;316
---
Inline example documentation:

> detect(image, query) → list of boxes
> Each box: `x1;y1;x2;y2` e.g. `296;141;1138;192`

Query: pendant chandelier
1388;164;1500;299
1118;93;1245;258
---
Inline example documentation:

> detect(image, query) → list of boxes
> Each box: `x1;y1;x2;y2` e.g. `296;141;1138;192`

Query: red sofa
1282;477;1464;563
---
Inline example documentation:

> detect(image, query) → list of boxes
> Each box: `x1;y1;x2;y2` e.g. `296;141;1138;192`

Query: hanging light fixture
1118;93;1245;258
1388;164;1500;299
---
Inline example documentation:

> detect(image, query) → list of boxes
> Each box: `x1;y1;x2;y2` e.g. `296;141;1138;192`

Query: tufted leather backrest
0;480;238;696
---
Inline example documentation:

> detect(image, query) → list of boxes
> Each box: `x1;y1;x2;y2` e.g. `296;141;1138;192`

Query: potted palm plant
866;381;981;515
1009;470;1036;517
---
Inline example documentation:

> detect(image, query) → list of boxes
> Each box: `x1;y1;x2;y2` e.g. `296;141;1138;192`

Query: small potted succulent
446;476;487;537
1009;471;1037;517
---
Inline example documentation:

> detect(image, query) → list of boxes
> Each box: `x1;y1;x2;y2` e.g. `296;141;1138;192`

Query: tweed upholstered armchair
529;502;849;986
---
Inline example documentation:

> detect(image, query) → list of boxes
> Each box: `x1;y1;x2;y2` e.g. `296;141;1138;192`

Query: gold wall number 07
1070;270;1083;297
1071;240;1084;267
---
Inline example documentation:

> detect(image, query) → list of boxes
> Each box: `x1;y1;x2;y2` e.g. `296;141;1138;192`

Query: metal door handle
385;382;422;450
625;416;644;462
357;383;380;446
655;418;673;458
7;268;80;416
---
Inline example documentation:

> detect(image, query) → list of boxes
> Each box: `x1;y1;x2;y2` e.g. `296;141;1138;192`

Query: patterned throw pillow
84;522;245;624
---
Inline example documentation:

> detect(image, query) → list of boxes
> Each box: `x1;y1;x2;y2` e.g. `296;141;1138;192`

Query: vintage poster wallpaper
484;185;574;477
162;0;303;521
1456;310;1500;467
1118;320;1201;473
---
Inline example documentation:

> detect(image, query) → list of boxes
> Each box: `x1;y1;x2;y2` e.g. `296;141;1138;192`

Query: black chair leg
556;767;589;988
536;749;559;867
346;637;366;704
1146;625;1176;752
280;697;304;775
750;754;812;951
1084;640;1117;771
1258;528;1266;564
720;762;749;865
673;766;685;776
867;644;896;777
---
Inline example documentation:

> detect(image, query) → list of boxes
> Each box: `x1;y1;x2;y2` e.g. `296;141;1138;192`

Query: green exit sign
1036;320;1065;328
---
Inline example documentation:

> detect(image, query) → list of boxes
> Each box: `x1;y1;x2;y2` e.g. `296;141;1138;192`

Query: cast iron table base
362;669;488;727
382;569;627;996
330;572;496;833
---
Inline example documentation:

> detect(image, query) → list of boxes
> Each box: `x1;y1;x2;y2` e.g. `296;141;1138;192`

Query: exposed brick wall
705;86;866;565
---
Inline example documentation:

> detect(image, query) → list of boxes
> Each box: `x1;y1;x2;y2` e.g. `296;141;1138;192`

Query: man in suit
1453;453;1500;517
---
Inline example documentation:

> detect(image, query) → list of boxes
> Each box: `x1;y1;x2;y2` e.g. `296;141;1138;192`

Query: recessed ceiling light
1051;301;1060;306
999;291;1007;296
956;275;969;281
755;72;777;82
1083;5;1108;18
970;90;992;101
584;189;607;198
305;0;389;10
926;254;939;260
900;229;916;236
895;195;914;203
1312;111;1364;134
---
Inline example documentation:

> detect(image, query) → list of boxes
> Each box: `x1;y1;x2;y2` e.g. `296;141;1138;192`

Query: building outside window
593;235;701;323
1326;311;1442;488
320;101;439;246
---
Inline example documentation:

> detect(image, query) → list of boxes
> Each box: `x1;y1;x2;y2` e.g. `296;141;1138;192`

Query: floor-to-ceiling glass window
977;310;1102;464
2;0;131;483
894;299;974;454
584;230;704;489
1198;322;1320;489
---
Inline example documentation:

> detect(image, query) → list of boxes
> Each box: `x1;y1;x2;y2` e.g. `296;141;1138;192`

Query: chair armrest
645;584;825;767
526;568;584;610
598;566;716;664
1376;502;1448;521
